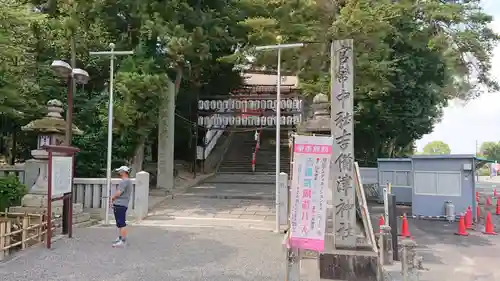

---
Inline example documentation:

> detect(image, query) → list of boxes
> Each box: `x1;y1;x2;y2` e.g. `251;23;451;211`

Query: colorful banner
289;135;333;252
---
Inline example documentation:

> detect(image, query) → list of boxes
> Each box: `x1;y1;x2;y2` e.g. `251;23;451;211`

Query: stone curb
174;193;275;201
175;173;216;191
201;180;275;185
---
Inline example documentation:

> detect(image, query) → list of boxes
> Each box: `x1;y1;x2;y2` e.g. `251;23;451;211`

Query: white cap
115;166;130;173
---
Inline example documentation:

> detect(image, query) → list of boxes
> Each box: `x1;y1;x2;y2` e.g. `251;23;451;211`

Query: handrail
251;128;263;172
197;107;228;160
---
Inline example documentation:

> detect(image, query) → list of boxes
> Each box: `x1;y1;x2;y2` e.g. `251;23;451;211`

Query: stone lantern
16;99;82;209
296;93;331;134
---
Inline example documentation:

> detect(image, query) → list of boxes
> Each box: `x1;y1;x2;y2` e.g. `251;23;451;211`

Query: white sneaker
112;240;125;248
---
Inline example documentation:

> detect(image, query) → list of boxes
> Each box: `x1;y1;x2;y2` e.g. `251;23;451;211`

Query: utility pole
254;41;304;233
65;37;76;145
66;0;77;145
89;44;134;225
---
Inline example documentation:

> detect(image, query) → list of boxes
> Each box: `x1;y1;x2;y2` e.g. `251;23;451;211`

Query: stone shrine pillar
14;100;82;212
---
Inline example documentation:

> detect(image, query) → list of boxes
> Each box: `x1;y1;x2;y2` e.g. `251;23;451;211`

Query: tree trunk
157;67;182;192
157;81;173;190
6;134;13;165
130;135;146;177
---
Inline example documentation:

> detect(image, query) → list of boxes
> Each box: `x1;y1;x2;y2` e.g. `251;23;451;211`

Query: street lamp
50;60;90;145
89;43;134;225
254;39;304;233
50;59;89;237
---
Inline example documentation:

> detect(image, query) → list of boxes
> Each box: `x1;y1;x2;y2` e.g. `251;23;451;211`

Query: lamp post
89;43;134;225
50;60;89;236
254;40;304;233
50;60;90;145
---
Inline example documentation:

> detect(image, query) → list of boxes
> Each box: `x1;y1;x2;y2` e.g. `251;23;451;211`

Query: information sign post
43;145;79;249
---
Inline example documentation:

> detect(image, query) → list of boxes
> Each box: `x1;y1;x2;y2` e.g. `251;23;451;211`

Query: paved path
145;173;279;231
146;197;276;230
0;225;285;281
371;196;500;281
410;219;500;281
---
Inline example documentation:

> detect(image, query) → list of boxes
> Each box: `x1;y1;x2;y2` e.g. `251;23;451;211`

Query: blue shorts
113;205;128;228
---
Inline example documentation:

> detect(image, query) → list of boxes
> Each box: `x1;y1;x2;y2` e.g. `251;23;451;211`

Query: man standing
111;166;132;247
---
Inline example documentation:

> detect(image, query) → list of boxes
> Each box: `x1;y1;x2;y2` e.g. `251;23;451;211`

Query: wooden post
0;221;5;260
22;215;29;249
37;214;42;242
5;220;11;258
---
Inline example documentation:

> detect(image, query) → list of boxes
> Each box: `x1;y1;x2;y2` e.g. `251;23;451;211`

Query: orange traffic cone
455;214;469;236
476;205;481;222
378;215;385;233
399;215;411;238
466;207;473;229
496;199;500;215
487;196;492;206
483;212;497;235
476;191;480;202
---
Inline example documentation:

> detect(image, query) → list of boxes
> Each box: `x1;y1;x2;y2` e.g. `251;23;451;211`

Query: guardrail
0;165;26;184
72;171;150;220
197;107;228;160
197;127;224;160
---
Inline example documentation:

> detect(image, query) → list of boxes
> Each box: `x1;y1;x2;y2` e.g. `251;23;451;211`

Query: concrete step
218;170;253;173
53;212;92;225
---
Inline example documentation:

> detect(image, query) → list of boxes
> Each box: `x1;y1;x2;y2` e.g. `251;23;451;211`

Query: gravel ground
0;225;285;281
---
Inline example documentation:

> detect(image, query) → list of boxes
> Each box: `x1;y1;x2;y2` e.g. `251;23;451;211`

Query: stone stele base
319;253;379;281
21;193;63;208
9;194;83;216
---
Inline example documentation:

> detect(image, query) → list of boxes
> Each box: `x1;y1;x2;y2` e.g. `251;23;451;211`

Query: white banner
289;135;333;252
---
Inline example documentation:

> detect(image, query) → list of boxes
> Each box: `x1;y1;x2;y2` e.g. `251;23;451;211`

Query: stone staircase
216;130;292;175
255;131;291;175
217;131;256;173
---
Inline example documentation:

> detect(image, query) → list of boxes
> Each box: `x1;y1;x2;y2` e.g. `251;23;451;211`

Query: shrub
0;175;27;211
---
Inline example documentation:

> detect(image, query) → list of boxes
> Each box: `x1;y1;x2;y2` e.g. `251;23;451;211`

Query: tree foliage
229;0;498;165
422;140;451;155
480;142;500;161
1;0;498;171
1;0;245;175
0;0;46;119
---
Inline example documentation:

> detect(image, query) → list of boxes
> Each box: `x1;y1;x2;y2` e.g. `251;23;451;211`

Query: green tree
423;141;451;155
14;0;245;177
0;0;49;163
225;0;498;165
479;142;500;161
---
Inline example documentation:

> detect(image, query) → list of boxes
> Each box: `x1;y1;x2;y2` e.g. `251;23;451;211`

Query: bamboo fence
0;210;58;260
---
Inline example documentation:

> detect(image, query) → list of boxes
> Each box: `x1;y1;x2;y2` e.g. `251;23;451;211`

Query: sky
415;0;500;154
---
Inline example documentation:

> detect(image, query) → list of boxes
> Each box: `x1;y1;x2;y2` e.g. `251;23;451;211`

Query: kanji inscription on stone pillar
330;39;356;248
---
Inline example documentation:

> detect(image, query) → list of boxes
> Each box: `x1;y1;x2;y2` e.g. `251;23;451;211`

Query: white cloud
415;0;500;154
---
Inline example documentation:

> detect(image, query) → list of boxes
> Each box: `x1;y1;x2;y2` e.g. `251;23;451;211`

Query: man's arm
111;181;128;201
111;190;122;202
